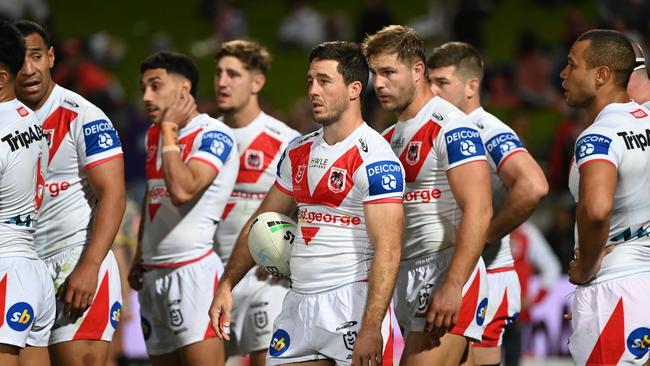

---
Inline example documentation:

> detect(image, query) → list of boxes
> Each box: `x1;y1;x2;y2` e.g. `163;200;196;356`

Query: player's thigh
18;346;50;366
400;331;468;366
0;343;19;366
178;337;225;366
150;351;182;366
249;349;268;366
49;339;110;366
280;361;335;366
471;344;500;366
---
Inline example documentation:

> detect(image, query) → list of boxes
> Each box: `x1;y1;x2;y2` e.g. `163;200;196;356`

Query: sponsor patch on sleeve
444;127;485;165
575;134;611;162
199;130;233;163
83;119;121;156
366;160;403;196
485;132;524;166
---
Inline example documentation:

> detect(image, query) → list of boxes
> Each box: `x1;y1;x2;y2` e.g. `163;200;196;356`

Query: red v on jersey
42;107;78;166
301;226;320;245
290;143;363;208
237;132;283;184
399;120;441;183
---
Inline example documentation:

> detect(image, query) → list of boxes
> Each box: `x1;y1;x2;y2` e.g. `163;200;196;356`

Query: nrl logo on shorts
169;300;184;327
406;141;421;165
254;311;268;329
245;149;264;170
328;167;347;193
295;164;306;183
343;330;357;351
417;284;434;313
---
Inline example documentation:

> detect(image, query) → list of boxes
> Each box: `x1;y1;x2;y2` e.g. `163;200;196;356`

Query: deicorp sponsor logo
575;134;611;161
83;119;121;156
366;160;403;196
445;127;485;164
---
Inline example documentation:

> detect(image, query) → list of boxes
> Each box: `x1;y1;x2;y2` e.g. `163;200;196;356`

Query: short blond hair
215;39;272;74
362;25;425;65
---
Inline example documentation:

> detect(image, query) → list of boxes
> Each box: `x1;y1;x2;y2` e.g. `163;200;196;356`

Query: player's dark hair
309;41;369;98
140;51;199;97
576;29;636;88
426;42;484;83
215;39;272;75
362;25;425;65
0;20;26;77
14;20;50;48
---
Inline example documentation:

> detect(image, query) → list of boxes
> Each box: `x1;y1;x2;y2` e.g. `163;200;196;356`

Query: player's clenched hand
568;246;614;285
161;89;195;127
58;261;100;322
425;281;462;337
209;283;233;341
128;263;145;291
351;326;383;366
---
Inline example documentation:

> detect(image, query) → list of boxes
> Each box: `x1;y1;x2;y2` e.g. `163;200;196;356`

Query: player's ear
0;69;7;89
252;73;266;94
595;66;610;87
47;46;55;69
181;79;191;94
349;80;362;101
413;61;425;82
467;77;480;99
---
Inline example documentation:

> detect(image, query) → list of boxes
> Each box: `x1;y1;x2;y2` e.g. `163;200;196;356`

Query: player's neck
588;89;629;123
398;84;433;121
178;110;200;129
322;107;363;145
463;98;482;115
0;86;15;103
223;103;261;129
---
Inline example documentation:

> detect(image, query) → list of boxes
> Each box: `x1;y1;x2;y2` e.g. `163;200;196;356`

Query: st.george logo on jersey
406;141;421;165
245;149;264;170
328;167;347;193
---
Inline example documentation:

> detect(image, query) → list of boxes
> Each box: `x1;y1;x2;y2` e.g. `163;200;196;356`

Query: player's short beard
385;82;416;114
313;98;349;126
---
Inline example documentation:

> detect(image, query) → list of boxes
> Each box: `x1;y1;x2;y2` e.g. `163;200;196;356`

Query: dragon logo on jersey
406;141;421;165
627;327;650;358
328;167;347;193
245;149;264;170
295;164;306;183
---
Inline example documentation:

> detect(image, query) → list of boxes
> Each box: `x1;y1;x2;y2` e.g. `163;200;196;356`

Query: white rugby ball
247;212;296;278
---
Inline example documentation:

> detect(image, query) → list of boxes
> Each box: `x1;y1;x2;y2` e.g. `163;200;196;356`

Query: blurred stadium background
4;0;649;364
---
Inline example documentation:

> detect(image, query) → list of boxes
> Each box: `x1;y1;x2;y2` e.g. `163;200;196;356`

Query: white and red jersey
569;101;650;284
275;123;404;294
142;114;238;266
215;112;300;264
0;99;45;259
468;107;527;270
382;97;486;260
33;85;123;258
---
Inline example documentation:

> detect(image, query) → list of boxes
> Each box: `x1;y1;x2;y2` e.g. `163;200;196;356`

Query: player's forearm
446;203;491;285
362;227;401;330
81;186;126;267
160;123;202;204
487;176;546;243
576;201;611;274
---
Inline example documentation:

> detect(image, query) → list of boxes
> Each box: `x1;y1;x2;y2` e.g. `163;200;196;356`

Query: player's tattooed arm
488;152;548;243
354;202;403;366
60;157;126;321
570;161;616;284
210;184;297;340
426;160;492;335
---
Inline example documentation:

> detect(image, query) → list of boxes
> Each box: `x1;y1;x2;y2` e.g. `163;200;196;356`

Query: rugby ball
247;212;296;278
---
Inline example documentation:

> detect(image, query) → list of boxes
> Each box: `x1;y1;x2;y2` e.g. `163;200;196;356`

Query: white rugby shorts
0;256;55;348
267;282;395;366
44;245;122;344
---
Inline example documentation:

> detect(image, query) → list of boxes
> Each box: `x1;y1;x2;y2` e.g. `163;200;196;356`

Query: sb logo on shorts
627;327;650;358
269;329;290;356
6;302;34;331
476;298;488;326
110;301;121;329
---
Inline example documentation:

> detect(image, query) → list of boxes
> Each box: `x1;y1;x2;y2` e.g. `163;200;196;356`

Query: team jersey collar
179;113;208;134
233;111;265;132
0;98;19;112
396;96;438;125
593;101;637;125
467;106;485;120
317;121;367;149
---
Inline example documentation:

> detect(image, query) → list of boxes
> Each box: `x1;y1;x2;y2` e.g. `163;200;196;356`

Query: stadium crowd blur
2;0;649;364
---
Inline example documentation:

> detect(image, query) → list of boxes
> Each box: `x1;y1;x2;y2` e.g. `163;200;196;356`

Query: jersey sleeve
189;127;236;172
76;106;123;169
482;125;527;170
435;117;486;170
358;149;404;204
574;127;622;168
274;145;294;195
